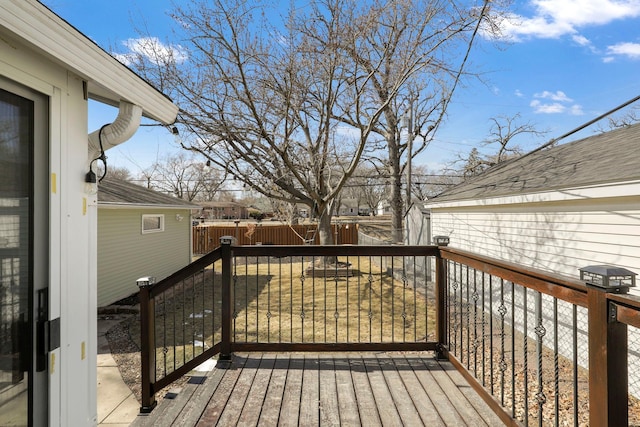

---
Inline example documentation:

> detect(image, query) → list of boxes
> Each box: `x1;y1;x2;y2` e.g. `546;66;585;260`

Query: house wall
428;193;640;396
98;208;193;307
429;195;640;279
0;30;95;425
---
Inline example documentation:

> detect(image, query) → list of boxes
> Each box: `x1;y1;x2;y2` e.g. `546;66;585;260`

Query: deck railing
138;238;640;426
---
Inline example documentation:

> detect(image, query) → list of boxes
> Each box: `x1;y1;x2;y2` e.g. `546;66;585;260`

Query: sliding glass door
0;78;48;426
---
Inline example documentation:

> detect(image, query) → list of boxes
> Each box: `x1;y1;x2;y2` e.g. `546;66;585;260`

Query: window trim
142;214;164;234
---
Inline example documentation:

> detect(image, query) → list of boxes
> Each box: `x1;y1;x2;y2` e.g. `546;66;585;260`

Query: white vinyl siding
430;197;640;283
97;208;191;307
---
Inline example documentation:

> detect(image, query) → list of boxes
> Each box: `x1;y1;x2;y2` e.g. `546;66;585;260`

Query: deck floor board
131;352;507;427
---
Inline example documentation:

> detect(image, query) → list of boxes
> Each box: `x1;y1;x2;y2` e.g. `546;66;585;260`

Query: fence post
137;276;157;413
587;286;628;426
435;248;448;360
220;236;235;360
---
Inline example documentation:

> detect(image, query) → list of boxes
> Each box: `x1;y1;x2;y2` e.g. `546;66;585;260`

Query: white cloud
530;99;566;114
514;89;524;97
491;0;640;41
529;90;584;115
606;41;640;59
116;37;188;66
569;104;585;115
572;34;591;46
533;90;573;102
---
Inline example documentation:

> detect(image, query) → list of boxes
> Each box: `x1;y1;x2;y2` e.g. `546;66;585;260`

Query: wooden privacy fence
193;223;358;253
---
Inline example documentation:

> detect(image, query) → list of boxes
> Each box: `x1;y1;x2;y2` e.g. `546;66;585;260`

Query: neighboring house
425;123;640;280
423;123;640;396
336;198;360;216
97;178;198;307
376;200;391;216
0;2;178;426
198;201;249;220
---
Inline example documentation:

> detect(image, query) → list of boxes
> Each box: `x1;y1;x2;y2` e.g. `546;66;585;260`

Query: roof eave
98;202;199;210
0;0;178;124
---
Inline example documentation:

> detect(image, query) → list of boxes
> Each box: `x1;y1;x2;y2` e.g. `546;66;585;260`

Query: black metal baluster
346;256;350;343
481;272;486;387
489;274;494;395
266;256;271;343
191;274;196;358
452;262;458;356
391;256;396;343
233;256;238;343
414;256;418;342
278;257;282;343
182;279;186;367
402;256;407;343
244;256;248;342
290;257;293;342
212;262;216;345
523;287;529;426
573;305;578;427
472;268;479;376
334;258;339;343
357;256;361;343
380;256;384;342
460;262;464;362
255;256;259;342
300;256;306;342
465;265;470;369
499;278;506;406
368;256;373;343
511;281;516;418
553;298;559;427
535;291;547;427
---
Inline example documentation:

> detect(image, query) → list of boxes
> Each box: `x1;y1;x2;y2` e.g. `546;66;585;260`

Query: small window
142;214;164;234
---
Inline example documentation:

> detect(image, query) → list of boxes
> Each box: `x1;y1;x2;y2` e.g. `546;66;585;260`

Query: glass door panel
0;80;47;426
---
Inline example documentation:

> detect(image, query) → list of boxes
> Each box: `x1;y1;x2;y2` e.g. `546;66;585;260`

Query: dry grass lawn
127;255;436;379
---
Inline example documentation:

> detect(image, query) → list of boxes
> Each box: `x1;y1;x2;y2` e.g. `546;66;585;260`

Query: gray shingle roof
429;123;640;203
98;178;199;208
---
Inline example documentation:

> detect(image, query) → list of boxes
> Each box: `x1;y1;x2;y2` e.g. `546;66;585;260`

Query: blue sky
42;0;640;174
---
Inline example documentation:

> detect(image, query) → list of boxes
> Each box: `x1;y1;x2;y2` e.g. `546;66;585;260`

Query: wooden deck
131;352;505;427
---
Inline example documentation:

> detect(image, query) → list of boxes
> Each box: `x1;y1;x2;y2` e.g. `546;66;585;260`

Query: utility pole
401;98;415;243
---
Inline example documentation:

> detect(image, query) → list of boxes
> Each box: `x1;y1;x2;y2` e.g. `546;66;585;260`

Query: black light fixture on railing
579;265;636;293
433;235;450;246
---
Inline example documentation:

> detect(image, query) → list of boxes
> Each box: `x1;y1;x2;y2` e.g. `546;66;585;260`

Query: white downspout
88;101;143;160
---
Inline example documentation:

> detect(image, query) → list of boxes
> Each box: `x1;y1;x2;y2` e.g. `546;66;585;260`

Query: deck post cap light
579;265;636;293
433;235;450;246
220;236;236;245
136;276;156;289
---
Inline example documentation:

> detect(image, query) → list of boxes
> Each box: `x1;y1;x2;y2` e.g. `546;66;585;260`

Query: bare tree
150;152;225;201
410;164;461;200
454;114;548;177
126;0;396;245
97;164;132;182
601;106;640;130
333;0;504;242
345;164;388;215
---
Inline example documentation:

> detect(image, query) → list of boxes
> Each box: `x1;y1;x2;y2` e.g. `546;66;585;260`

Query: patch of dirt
104;311;189;403
105;317;143;402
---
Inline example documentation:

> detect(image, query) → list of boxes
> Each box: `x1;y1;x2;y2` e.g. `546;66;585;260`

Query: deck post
587;286;628;426
435;248;448;359
220;236;235;360
137;277;157;413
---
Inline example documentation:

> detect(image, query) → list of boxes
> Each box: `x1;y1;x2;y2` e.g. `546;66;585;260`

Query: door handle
36;289;60;372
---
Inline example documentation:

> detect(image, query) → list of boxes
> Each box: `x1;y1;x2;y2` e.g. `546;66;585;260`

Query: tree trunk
316;205;334;246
